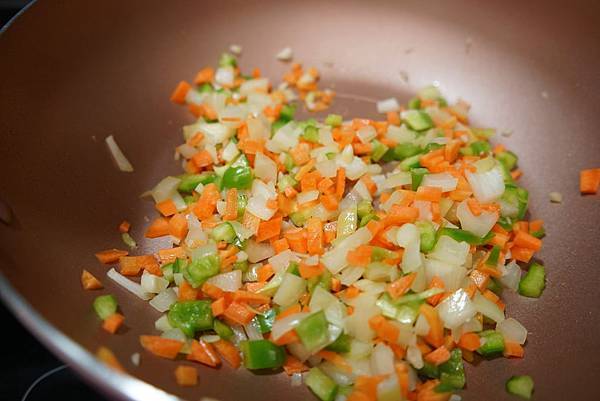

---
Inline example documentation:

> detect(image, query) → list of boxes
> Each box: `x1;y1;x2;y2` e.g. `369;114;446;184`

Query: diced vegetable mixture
89;52;549;400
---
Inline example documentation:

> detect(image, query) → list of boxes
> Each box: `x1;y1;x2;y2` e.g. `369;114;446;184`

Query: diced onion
268;249;300;273
244;322;263;341
499;260;521;291
466;166;505;203
316;159;338;178
149;288;177;312
221;141;240;162
297;190;320;205
339;266;365;286
424;258;466;292
473;291;505;323
154;315;173;332
429;235;470;266
240;78;269;96
151;176;181;203
105;135;134;172
290;372;303;387
271;312;309;341
357;125;377;143
322;227;373;274
406;345;423;369
254;152;278;183
273;273;306;307
215;67;235;86
376;97;400;113
246;196;276;220
437;289;477;329
276;47;293;61
421;173;458;192
370;343;395;375
207;270;242;292
130;353;140;366
496;317;528;345
456;200;498;237
246;240;275;263
107;268;153;300
383;172;411;189
319;361;353;386
414;314;431;336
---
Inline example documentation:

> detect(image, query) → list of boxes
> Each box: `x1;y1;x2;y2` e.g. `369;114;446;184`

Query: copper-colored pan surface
1;1;599;400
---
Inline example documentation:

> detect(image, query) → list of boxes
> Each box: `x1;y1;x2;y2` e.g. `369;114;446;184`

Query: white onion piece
466;166;505;203
413;200;432;221
177;144;197;159
309;286;337;312
141;271;169;294
499;260;521;291
207;270;242;292
473;291;505;323
316;159;338;178
396;224;422;272
377;374;402;401
246;240;275;263
383;172;411;189
344;157;369;180
173;273;185;286
221;141;240;162
215;67;234;86
319;362;354;386
429;235;470;266
437;289;477;329
198;122;233;145
230;325;248;347
287;341;312;362
352;180;372;201
276;47;293;61
200;334;222;343
268;249;300;273
456;200;498;237
161;328;187;342
297;190;320;205
386;124;416;143
149;288;177;312
322;227;373;274
421;173;458;192
424;258;466;292
338;266;365;286
273;273;306;307
240;78;269;96
151;176;181;203
130;353;141;366
496;318;528;345
353;279;386;295
357;125;377;143
246;196;276;221
414;314;431;336
107;268;153;300
254;152;278;183
155;315;173;332
344;294;380;341
268;121;300;152
105;135;134;172
406;345;423;369
244;322;264;341
376;97;400;113
370;343;395;375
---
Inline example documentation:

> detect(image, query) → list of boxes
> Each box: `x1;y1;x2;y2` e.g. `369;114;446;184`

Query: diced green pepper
178;173;216;192
438;227;485;245
184;255;220;287
501;184;529;220
439;348;465;389
213;319;234;340
325;114;343;127
93;295;118;320
219;52;237;67
306;367;338;401
518;263;545;298
399;154;422;171
211;222;237;243
419;362;440;379
168;300;213;337
240;339;285;370
295;311;329;352
255;309;277;334
222;165;253;190
486;245;502;266
301;125;320;143
530;226;545;239
470;140;491;156
388;142;422;161
408;97;421;109
359;213;378;227
477;330;505;356
417;221;436;252
279;104;296;122
370;139;389;162
233;260;249;272
506;375;534;400
496;150;518;171
411;167;428;190
403;110;433;131
325;333;351;353
198;82;213;93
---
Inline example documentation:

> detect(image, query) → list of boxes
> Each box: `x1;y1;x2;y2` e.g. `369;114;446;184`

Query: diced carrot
529;219;544;233
353;376;385;401
211;298;227;317
145;217;170;238
118;220;130;233
223;302;255;325
580;168;600;194
170;81;191;104
457;332;480;352
155;199;177;217
415;186;442;202
232;291;271;305
213;339;241;369
168;213;189;240
102;313;125;334
384;205;419;226
194;67;214;85
298;262;325;279
242;210;261;235
306;217;324;255
386;111;401;125
119;255;161;276
294;159;316;181
331;277;341;292
273;329;299;346
157;247;186;264
335;168;346;199
192;150;213;168
283;354;308;375
424;345;451;366
201;282;225;299
419;304;444;348
511;169;523;180
96;346;125;373
511;246;534;263
257;264;275;283
388;273;416;299
366;219;384;237
187;339;221;367
503;341;525;358
193;183;220;220
369;315;400;344
346;391;371;401
417;379;451;401
140;335;183;359
81;269;103;290
317;350;352;373
284;228;307;253
276;304;302;321
346;245;372;266
321;193;339;211
256;216;282;242
300;170;321;192
174;365;198;387
513;230;542;251
95;249;129;264
489;232;509;248
271;238;290;254
179;280;199;301
395;363;410;398
469;269;490;291
466;197;482;216
290;142;311;165
317;177;335;193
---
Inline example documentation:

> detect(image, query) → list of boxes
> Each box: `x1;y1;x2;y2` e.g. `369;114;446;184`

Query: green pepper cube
392;142;421;161
213;319;234;340
184;255;220;287
399;154;422;171
438;227;484;245
496;150;518;171
305;367;338;401
410;167;428;190
370;139;389;162
255;309;277;334
93;295;118;320
416;221;436;252
506;375;534;400
168;300;213;337
279;104;296;122
178;173;216;192
325;333;351;353
222;165;253;189
403;110;433;131
240;339;285;370
325;114;343;127
439;348;465;389
518;263;545;298
295;311;330;352
477;330;505;356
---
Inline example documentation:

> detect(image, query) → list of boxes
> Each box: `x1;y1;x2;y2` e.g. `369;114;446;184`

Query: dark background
1;2;106;400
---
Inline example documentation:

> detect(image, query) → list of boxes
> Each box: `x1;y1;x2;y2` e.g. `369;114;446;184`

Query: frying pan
1;0;599;400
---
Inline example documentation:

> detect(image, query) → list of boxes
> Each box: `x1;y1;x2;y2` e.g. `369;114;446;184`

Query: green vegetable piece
419;362;440;379
439;348;465;389
307;269;332;294
403;110;433;131
325;114;343;127
178;173;216;192
306;367;338;401
121;232;137;249
470;140;491;156
417;221;436;252
370;139;389;162
411;167;428;190
391;142;422;161
487;278;503;295
408;97;421;109
161;262;175;283
357;199;373;219
168;300;213;337
282;152;295;172
301;125;320;143
93;295;118;320
277;174;298;193
271;119;287;135
530;226;545;239
518;263;546;298
399;154;422;171
222;165;253;190
295;311;329;352
290;208;313;227
472;128;496;139
497;216;514;231
477;330;505;356
233;260;249;272
496;150;518;171
423;142;444;154
184;255;220;288
371;246;396;262
255;309;277;334
286;261;300;276
279;104;296;122
393;288;444;305
487;245;502;266
213;319;234;340
237;193;248;217
506;375;534;400
325;333;351;353
219;52;237;67
198;82;213;93
359;213;378;228
240;339;285;370
438;227;485;245
211;222;237;243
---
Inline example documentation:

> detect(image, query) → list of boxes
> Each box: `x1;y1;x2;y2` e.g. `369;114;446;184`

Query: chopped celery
486;245;502;266
325;333;351;353
213;319;234;340
237;193;248;217
121;232;137;249
93;295;118;319
211;222;237;243
198;82;213;93
496;150;518;171
416;221;436;252
518;263;545;298
359;213;378;227
168;300;213;337
393;288;444;305
399;154;422;171
370;139;389;162
472;128;496;139
271;119;287;135
161;262;175;283
219;52;237;67
279;104;295;122
438;227;485;245
295;311;329;352
233;260;249;272
470;140;491;156
530;226;545;239
389;142;421;161
423;142;443;153
325;114;343;127
439;349;465;389
357;199;373;219
506;375;534;400
283;152;295;172
408;97;421;109
419;362;440;379
477;330;505;356
501;184;529;220
307;269;332;294
184;255;220;287
306;367;338;401
178;173;216;192
301;125;320;143
255;309;276;334
240;339;285;370
290;208;313;227
371;246;396;262
286;261;301;276
410;167;428;190
403;110;433;131
278;174;298;193
487;278;503;295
